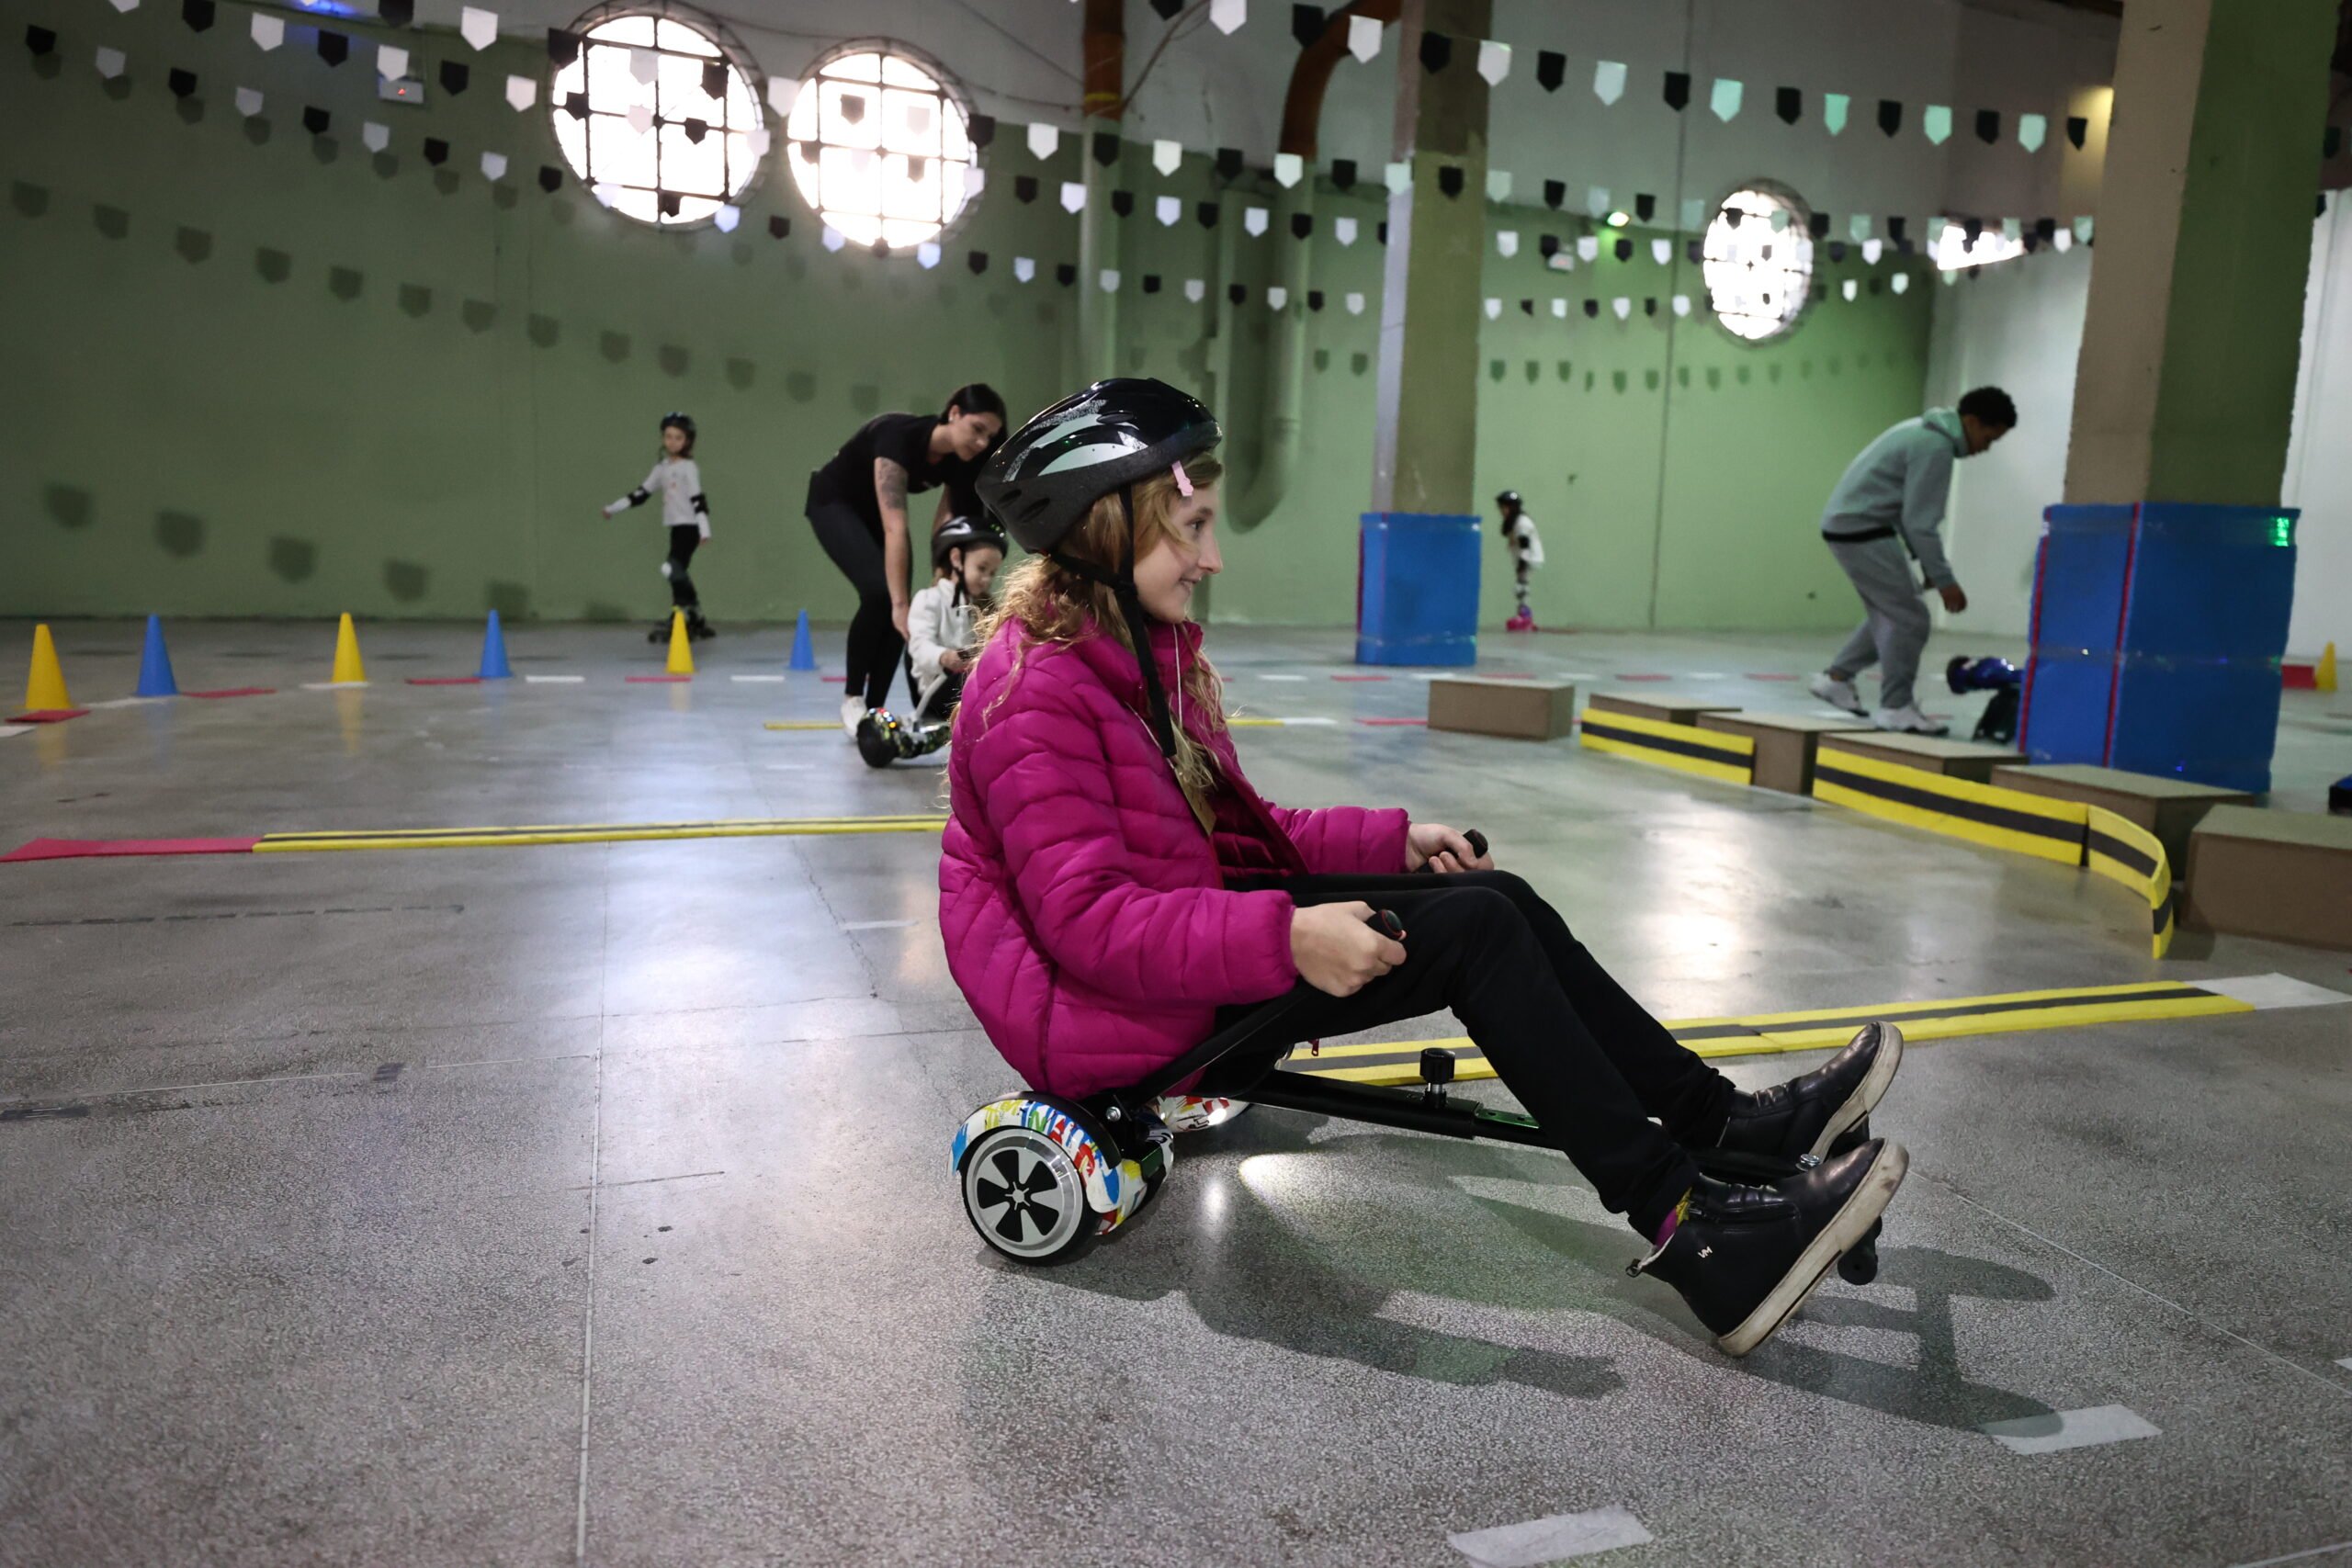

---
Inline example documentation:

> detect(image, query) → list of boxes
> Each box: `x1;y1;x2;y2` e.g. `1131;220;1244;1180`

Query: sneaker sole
1807;1023;1904;1160
1715;1140;1908;1358
1809;684;1868;717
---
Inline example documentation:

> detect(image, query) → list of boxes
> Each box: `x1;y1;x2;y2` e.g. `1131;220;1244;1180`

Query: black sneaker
1630;1138;1908;1357
1717;1022;1903;1161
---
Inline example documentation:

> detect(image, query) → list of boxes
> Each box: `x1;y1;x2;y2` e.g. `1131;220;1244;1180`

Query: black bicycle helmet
1496;490;1521;508
662;412;696;452
978;378;1220;555
932;515;1008;570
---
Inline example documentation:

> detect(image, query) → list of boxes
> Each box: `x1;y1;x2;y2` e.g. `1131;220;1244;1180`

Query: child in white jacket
1497;488;1544;632
602;412;714;641
905;517;1007;725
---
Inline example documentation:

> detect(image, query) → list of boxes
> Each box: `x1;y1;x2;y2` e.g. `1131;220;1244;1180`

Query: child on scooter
938;378;1908;1355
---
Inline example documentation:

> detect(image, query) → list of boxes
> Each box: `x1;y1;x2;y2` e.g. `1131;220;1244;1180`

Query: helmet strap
1048;483;1178;760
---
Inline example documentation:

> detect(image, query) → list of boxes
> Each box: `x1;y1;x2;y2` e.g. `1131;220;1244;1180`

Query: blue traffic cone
787;608;816;671
477;609;513;679
135;615;178;697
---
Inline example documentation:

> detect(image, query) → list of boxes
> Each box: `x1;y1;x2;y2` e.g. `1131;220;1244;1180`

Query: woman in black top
806;384;1009;732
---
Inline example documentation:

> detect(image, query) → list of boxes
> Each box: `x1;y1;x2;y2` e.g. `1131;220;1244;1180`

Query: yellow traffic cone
2318;641;2337;694
663;609;695;676
23;623;72;711
331;612;368;684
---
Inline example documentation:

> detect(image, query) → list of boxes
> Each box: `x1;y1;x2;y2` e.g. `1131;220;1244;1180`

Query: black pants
1206;871;1733;1237
664;525;702;612
808;501;900;711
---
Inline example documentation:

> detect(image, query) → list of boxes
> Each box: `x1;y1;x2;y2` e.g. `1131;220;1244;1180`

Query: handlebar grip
1366;909;1405;942
1464;829;1487;860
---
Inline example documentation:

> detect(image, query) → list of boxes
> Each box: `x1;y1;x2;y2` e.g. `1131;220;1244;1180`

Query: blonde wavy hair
970;456;1227;829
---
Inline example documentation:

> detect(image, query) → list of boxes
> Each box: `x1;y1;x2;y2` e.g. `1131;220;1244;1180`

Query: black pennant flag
1057;263;1076;287
1686;240;1702;264
1976;108;2000;144
1291;4;1324;46
967;113;995;148
1808;210;1829;238
317;30;347;65
169;66;198;96
1544;178;1565;210
1331;158;1356;190
1777;86;1801;124
1216;147;1243;181
182;0;215;31
1376;220;1388;244
768;215;791;237
1148;0;1182;17
563;91;588;120
1145;274;1162;293
1583;299;1599;318
661;192;683;218
1962;218;1984;245
1645;298;1657;316
302;105;331;135
700;60;725;99
1228;282;1248;305
1111;190;1134;217
1536;50;1565;93
1092;130;1118;167
424;137;450;165
1634;193;1655;221
967;250;988;273
1290;211;1312;239
1014;175;1038;204
1437;164;1464;198
1196;200;1218;229
1877;98;1901;137
439;59;469;95
538;165;562;192
2065;115;2087;150
546;28;580;64
25;21;54;52
1419;29;1451;74
1887;216;1906;243
870;238;889;257
2034;216;2057;241
1828;241;1847;263
1520;299;1534;316
1663;72;1690;111
379;0;413;25
1539;234;1560;258
1614;238;1633;261
1307;289;1324;310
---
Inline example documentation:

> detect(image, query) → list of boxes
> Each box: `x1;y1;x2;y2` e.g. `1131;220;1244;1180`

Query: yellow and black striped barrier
1811;750;2087;865
1283;978;2253;1085
1577;708;1754;785
253;814;947;853
2084;806;2177;959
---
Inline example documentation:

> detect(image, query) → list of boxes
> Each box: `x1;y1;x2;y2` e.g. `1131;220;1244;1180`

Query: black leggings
808;501;900;711
1207;870;1733;1237
664;525;702;612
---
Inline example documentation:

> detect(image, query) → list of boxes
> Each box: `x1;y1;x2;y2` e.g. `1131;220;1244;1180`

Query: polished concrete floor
3;617;2349;1568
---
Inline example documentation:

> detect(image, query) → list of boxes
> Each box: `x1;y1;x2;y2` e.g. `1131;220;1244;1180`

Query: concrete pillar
2064;0;2337;504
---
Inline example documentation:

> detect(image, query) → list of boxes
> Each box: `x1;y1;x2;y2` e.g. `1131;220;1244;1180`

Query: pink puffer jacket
939;617;1410;1099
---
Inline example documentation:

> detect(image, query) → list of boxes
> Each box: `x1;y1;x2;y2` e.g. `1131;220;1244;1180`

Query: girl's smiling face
1133;482;1221;623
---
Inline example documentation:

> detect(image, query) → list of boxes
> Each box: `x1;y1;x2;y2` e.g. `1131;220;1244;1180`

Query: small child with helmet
1496;489;1543;632
938;378;1909;1356
601;412;715;642
856;516;1007;767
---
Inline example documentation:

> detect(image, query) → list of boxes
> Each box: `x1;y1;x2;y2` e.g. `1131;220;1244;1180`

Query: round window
784;41;977;249
548;7;764;228
1702;184;1815;342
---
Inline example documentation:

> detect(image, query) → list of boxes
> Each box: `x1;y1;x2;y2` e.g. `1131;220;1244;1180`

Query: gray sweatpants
1824;535;1929;710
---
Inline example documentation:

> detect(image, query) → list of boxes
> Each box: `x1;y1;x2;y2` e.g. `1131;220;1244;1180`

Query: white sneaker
1808;672;1867;716
841;694;867;738
1871;704;1950;736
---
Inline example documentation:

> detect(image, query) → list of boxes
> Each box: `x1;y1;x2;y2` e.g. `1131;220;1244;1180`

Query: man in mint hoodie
1808;387;2017;735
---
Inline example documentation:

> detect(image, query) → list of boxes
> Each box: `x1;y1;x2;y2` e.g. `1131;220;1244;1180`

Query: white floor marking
1282;716;1338;726
1560;671;1600;680
0;726;30;739
1980;1404;2159;1455
525;674;587;684
729;674;787;682
2337;1357;2352;1371
300;681;369;690
2224;1540;2352;1568
1258;673;1307;682
842;919;921;931
2201;973;2351;1010
1689;671;1727;679
89;696;169;708
1448;1506;1652;1566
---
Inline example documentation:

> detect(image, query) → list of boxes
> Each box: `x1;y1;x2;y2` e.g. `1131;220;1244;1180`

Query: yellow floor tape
763;720;845;731
254;814;946;853
1284;978;2252;1084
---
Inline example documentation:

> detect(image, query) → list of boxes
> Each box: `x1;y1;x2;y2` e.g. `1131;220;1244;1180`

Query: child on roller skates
1498;489;1544;632
856;517;1006;767
601;412;715;642
939;378;1909;1355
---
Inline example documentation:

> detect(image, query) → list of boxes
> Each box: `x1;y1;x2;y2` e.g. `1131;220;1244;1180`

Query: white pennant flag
459;6;497;50
1652;239;1671;265
1842;278;1858;301
504;74;536;111
1849;214;1871;242
1672;294;1690;317
1476;39;1510;85
1586;186;1611;220
747;128;771;158
1014;256;1036;282
2002;216;2023;241
1184;278;1206;302
1892;270;1912;291
96;45;127;75
1679;197;1705;231
822;226;847;252
1267;286;1288;310
626;104;653;137
1060;181;1087;213
379;45;409;80
1348;14;1382;62
1153;139;1182;176
1612;296;1632;321
1486;169;1511;203
1551;299;1566;319
1101;269;1121;292
717;204;743;231
629;48;656;85
1334;216;1358;246
2052;229;2073;254
1384;161;1411;195
363;120;390;152
2075;216;2094;243
1244;206;1269;236
235;85;264;115
1497;231;1519;257
1770;209;1789;231
964;167;986;197
593;182;618;207
917;242;941;267
1156;196;1181;227
481;151;508;180
1861;239;1883;265
1576;235;1599;262
1345;291;1366;314
848;147;875;176
107;0;134;11
1593;61;1626;105
1484;298;1502;321
1027;122;1058;160
767;79;798;116
1273;152;1304;189
250;13;283;50
1210;0;1245;34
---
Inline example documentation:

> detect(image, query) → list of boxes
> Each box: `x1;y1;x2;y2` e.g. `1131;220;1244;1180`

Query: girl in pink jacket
940;380;1907;1356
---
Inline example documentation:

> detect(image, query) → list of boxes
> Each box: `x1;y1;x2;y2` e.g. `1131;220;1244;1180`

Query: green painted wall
4;1;1929;631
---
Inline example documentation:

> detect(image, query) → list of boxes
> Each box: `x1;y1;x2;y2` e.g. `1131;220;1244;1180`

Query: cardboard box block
1992;763;2256;871
1428;677;1577;739
2184;806;2352;951
1819;731;2022;784
1699;711;1877;795
1586;692;1743;728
